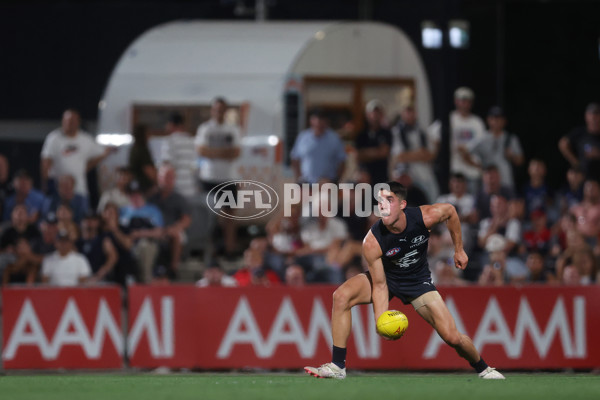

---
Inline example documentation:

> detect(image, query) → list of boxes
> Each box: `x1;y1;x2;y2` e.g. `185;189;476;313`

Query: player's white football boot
478;367;505;379
304;363;346;379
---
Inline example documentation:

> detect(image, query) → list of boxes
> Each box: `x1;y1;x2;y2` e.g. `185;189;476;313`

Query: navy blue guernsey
369;207;435;302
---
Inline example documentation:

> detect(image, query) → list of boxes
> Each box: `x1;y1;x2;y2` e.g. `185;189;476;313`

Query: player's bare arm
420;203;468;270
363;230;388;324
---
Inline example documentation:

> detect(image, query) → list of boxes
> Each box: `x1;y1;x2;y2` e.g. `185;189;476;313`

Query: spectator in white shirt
41;229;92;286
40;109;112;199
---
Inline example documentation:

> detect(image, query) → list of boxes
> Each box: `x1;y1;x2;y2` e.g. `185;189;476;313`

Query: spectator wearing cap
450;87;487;193
41;229;92;286
462;106;524;191
391;104;440;202
195;262;237;287
354;99;392;185
559;102;600;180
40;108;112;198
97;166;133;213
2;169;45;223
77;211;118;284
290;107;346;184
120;180;164;283
160;112;198;198
477;233;527;285
41;174;89;224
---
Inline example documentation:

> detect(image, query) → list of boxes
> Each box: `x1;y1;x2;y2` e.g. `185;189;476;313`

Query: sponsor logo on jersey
385;247;401;257
410;235;428;248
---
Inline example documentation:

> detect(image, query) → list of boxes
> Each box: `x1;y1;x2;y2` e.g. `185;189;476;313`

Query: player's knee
442;331;463;348
332;287;351;309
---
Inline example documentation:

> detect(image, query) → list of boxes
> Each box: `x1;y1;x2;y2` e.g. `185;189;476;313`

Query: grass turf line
0;374;599;400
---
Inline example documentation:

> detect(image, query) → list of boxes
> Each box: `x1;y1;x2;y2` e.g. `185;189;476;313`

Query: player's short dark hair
168;112;184;125
384;181;408;201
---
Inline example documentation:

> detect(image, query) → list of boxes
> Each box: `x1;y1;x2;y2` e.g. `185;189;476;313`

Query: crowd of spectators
1;91;599;289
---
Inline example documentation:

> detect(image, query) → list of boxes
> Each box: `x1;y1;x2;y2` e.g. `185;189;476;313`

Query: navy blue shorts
363;271;437;305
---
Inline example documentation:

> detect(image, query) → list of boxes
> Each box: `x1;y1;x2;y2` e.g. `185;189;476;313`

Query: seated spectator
569;179;600;247
100;202;137;286
427;225;454;268
2;169;45;223
478;234;527;285
549;212;577;258
521;158;554;221
284;263;306;287
41;229;92;286
295;191;348;283
525;251;556;284
522;209;552;256
196;262;237;287
120;180;164;283
436;173;478;253
148;164;191;277
266;203;303;259
41;174;88;224
475;165;514;220
390;104;439;203
31;212;59;258
97;166;133;213
556;234;596;285
432;258;468;286
478;195;522;259
557;166;585;214
56;203;79;242
2;238;38;286
0;204;40;253
234;248;280;287
77;212;118;284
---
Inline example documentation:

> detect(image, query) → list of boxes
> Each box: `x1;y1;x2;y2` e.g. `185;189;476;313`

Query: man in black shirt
559;102;600;180
354;99;392;185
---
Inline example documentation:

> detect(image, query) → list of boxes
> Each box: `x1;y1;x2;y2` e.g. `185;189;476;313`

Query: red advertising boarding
1;286;123;369
127;285;600;370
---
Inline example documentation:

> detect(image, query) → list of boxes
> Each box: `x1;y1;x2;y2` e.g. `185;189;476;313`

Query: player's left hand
454;248;468;270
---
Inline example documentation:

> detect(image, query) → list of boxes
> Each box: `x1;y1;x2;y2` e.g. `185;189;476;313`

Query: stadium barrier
2;285;599;370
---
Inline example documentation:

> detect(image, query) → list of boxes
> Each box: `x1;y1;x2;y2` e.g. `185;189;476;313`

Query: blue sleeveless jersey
369;207;436;303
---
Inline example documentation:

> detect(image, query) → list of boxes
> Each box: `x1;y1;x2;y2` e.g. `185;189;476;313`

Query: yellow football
376;310;409;340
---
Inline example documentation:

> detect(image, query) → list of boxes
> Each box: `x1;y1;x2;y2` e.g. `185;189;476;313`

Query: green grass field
0;373;599;400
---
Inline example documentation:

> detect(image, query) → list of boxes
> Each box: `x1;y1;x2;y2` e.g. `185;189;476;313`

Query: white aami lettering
423;296;587;359
218;296;333;359
3;298;122;361
217;297;381;359
127;296;174;358
351;306;380;358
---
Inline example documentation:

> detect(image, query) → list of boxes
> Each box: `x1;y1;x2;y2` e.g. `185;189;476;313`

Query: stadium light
421;21;442;49
448;20;470;49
